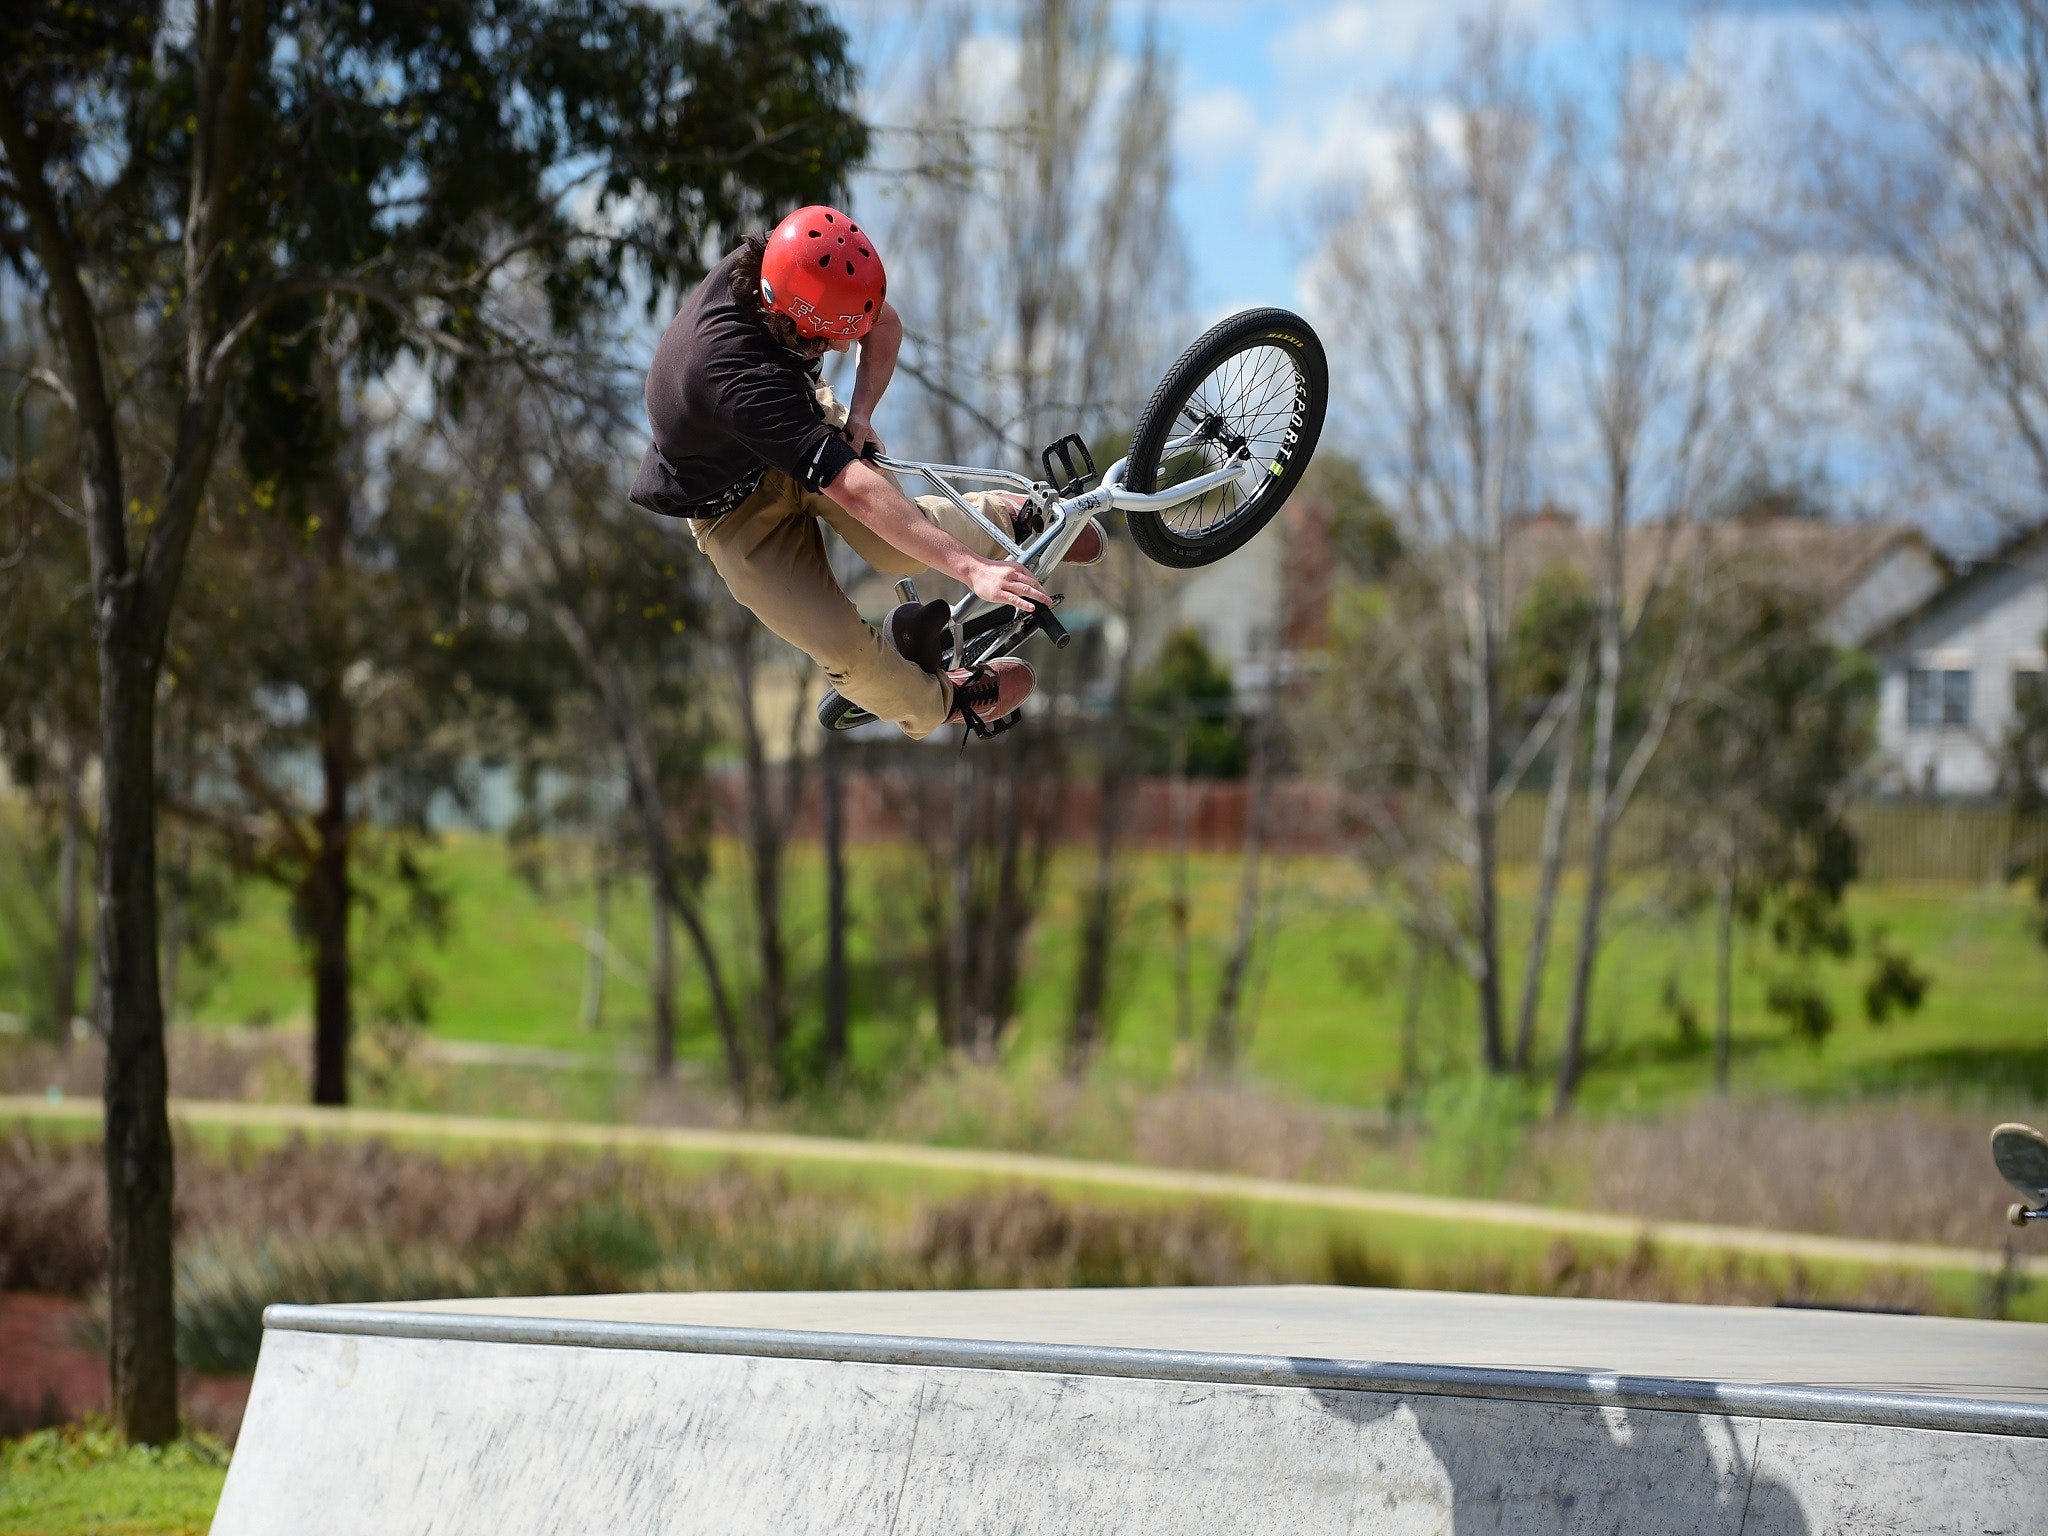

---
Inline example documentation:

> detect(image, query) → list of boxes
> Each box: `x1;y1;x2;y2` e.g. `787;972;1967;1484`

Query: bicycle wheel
1122;308;1327;570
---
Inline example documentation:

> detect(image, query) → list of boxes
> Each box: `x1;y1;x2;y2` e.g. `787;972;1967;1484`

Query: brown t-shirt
628;247;858;519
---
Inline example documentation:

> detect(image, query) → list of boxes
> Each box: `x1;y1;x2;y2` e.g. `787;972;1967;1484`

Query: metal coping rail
262;1304;2048;1441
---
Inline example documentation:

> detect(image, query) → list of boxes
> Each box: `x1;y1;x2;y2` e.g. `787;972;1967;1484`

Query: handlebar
854;440;1265;670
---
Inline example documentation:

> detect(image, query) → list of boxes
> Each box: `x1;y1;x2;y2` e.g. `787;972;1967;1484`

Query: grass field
36;832;2032;1114
0;1425;226;1536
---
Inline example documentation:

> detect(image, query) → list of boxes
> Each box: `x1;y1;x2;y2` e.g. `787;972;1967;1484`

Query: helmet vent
807;229;820;238
818;253;832;268
845;260;856;275
863;299;873;312
824;212;835;223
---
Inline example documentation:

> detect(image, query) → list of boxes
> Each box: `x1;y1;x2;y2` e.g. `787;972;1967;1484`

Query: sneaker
944;658;1034;733
999;493;1104;566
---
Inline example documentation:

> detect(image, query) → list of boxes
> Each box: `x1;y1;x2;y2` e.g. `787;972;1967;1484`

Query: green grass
0;1424;226;1536
135;832;2048;1114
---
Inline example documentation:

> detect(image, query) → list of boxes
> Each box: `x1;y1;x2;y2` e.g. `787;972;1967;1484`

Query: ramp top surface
265;1286;2048;1437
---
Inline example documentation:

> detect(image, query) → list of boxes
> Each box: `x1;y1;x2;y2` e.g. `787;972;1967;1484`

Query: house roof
1504;511;1944;615
1863;517;2048;654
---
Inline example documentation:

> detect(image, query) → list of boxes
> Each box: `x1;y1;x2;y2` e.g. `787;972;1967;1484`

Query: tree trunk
1066;757;1126;1074
96;635;179;1445
1555;536;1626;1114
1400;925;1432;1099
947;752;975;1053
1207;715;1275;1074
547;599;747;1096
580;848;612;1034
308;668;353;1106
649;875;677;1079
1714;844;1736;1093
1470;790;1505;1072
1469;610;1506;1073
1169;712;1195;1073
729;634;791;1089
1511;666;1586;1072
52;742;86;1050
820;729;849;1073
981;758;1030;1044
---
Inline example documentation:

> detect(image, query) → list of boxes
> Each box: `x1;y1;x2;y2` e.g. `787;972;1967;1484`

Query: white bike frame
867;437;1267;669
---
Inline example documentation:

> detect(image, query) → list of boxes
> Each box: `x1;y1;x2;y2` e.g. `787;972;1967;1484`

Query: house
1867;521;2048;798
1498;510;1949;649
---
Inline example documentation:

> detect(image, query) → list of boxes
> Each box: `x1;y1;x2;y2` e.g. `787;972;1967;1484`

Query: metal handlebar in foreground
864;447;1266;671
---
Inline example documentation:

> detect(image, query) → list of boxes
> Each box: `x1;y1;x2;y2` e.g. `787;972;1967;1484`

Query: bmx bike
816;306;1329;732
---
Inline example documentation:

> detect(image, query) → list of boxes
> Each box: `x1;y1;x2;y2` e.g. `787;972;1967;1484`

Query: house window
1906;667;1973;729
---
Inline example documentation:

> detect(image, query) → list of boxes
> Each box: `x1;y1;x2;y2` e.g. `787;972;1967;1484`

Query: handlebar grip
1032;602;1072;649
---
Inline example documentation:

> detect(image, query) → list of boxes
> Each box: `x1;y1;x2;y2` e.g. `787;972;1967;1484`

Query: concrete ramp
212;1286;2047;1534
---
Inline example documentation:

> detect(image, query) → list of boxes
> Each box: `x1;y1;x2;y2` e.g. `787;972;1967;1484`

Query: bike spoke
1151;341;1307;540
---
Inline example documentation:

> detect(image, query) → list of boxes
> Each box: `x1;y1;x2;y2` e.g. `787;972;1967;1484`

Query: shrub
0;1132;105;1293
911;1186;1254;1289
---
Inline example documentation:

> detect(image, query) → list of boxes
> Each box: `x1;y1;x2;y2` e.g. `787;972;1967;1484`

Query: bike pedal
1039;433;1097;497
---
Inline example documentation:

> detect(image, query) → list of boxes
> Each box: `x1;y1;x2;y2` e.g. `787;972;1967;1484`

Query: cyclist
630;204;1101;738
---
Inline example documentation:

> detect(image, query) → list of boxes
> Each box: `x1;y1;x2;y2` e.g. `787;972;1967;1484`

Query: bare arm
822;457;1050;612
842;301;901;456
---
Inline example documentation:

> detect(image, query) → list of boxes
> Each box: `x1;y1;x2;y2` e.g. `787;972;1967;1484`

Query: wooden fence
1486;795;2037;884
710;769;2042;884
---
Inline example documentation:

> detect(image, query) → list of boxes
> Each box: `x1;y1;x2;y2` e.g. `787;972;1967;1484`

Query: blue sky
829;1;1850;321
814;2;1990;534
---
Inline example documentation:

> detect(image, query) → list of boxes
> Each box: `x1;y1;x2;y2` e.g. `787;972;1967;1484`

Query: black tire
1123;308;1327;570
817;690;870;731
816;604;1027;731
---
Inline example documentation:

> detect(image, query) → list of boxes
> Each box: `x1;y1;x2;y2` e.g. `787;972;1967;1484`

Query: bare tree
1551;52;1769;1112
874;0;1184;1062
716;616;815;1092
1820;0;2048;532
1206;712;1278;1073
1315;28;1565;1073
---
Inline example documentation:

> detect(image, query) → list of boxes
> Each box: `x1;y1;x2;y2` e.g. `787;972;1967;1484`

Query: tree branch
0;78;126;574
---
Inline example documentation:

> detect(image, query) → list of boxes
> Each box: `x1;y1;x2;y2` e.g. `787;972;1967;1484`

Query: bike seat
885;598;951;675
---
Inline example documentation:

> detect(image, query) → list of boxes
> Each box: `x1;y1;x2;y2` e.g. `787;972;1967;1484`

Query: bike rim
1155;342;1311;541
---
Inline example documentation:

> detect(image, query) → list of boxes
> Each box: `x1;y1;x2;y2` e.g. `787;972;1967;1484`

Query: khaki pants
690;470;1018;739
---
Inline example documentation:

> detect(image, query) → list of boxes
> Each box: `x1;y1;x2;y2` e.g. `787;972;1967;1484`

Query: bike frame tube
864;447;1263;671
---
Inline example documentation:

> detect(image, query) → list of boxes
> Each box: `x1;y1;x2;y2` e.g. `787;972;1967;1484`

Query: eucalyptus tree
0;0;864;1440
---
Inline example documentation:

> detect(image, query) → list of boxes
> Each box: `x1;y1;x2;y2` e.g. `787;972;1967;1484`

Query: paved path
6;1094;2043;1279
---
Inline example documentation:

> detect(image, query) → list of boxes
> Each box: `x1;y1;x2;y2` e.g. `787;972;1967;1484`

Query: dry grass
0;1133;103;1293
0;1028;303;1105
8;1035;2039;1256
2;1123;2025;1381
912;1186;1256;1289
1537;1099;2046;1248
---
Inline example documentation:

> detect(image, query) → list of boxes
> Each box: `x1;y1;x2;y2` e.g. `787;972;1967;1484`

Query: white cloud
1269;0;1565;88
1176;85;1259;169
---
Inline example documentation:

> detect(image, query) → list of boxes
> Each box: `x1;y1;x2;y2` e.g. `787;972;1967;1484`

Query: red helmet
758;205;886;340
